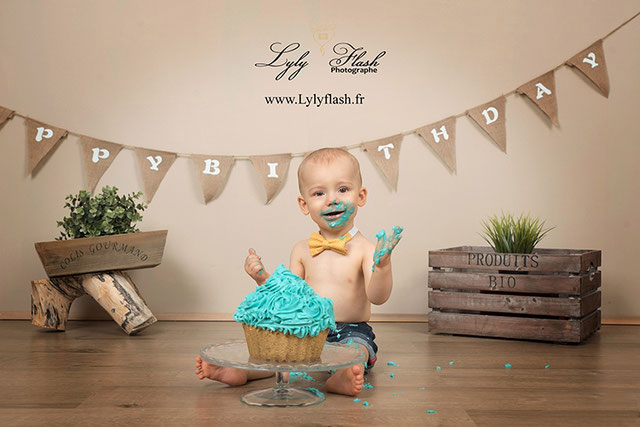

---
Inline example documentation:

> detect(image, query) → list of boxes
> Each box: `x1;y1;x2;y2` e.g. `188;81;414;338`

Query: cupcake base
242;324;329;362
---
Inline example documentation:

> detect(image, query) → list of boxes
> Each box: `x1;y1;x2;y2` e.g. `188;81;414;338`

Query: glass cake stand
200;340;366;407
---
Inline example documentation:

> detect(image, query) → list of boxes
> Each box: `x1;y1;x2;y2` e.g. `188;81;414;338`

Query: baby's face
298;156;366;233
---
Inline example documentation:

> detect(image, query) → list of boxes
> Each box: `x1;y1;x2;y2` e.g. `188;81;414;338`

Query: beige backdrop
1;0;639;322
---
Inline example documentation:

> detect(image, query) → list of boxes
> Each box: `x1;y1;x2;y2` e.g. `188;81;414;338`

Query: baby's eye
313;191;324;197
338;187;349;193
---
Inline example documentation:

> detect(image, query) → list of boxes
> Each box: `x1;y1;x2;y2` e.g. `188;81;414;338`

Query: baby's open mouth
322;210;345;220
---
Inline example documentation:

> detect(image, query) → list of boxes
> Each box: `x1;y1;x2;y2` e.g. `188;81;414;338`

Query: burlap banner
416;116;457;173
79;137;123;193
25;118;68;174
566;39;610;98
0;106;15;128
361;134;404;190
467;96;507;153
249;153;292;204
191;154;236;204
517;70;559;126
5;11;637;204
134;148;177;203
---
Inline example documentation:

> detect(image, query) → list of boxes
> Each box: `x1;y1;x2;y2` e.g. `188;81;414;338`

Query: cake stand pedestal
200;341;365;407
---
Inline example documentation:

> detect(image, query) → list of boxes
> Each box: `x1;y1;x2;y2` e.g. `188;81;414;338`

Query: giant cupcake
233;264;336;362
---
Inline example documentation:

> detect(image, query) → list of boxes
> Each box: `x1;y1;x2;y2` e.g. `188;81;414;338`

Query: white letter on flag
535;83;552;100
267;162;279;178
35;127;53;142
583;52;598;68
378;143;395;160
91;148;110;163
431;126;449;143
203;159;221;175
481;107;499;125
146;155;163;171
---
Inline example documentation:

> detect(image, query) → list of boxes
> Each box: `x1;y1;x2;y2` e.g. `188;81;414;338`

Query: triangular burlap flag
0;106;15;128
134;148;177;203
467;96;507;153
517;70;559;126
361;134;404;190
416;116;457;174
79;137;123;193
249;153;292;204
190;154;236;204
25;118;69;174
566;39;610;98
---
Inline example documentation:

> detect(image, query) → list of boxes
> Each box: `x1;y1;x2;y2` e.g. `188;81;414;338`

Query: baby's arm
362;226;403;305
289;240;306;279
244;248;269;285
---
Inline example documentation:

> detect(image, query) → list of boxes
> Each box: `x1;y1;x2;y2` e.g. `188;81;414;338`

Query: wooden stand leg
81;271;157;335
31;277;85;331
31;271;156;335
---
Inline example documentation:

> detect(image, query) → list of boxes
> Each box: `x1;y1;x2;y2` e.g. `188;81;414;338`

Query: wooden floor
0;321;639;426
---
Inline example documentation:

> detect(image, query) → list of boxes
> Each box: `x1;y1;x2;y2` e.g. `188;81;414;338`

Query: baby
196;147;402;396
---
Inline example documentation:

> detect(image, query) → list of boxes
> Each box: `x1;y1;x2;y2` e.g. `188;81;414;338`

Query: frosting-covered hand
234;265;336;338
245;248;268;285
372;226;403;272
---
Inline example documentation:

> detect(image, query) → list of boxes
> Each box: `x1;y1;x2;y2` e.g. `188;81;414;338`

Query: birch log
30;271;156;335
81;271;157;335
31;277;85;330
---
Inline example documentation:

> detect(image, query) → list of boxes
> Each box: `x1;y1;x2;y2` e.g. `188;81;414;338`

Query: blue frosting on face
233;264;336;338
321;201;355;228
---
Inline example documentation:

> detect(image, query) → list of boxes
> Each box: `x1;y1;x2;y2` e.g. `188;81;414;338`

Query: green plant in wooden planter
480;213;554;254
56;186;147;240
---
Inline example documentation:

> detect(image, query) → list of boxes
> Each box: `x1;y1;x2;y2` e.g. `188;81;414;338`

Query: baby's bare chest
302;251;365;294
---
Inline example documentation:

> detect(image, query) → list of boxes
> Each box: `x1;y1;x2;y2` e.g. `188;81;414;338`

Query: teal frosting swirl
233;264;336;338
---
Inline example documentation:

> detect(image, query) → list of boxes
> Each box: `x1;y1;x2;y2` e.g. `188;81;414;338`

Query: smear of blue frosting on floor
305;387;324;398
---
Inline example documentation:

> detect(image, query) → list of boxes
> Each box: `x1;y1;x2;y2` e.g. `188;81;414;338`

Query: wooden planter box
428;246;602;343
34;230;168;277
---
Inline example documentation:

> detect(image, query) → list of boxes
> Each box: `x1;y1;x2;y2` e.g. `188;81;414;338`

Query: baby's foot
325;364;364;396
195;356;248;386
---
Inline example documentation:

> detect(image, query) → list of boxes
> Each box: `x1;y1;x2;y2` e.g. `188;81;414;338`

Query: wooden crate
34;230;168;277
428;246;602;343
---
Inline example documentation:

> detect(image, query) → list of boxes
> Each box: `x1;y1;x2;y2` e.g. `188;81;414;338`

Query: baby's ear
297;196;310;215
357;186;368;207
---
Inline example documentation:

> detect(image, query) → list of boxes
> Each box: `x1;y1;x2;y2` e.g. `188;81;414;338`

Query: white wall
1;0;639;320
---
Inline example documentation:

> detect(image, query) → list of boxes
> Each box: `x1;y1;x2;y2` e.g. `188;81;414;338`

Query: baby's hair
297;147;362;194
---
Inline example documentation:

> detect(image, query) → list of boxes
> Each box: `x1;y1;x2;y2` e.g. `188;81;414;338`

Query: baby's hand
372;226;403;272
244;248;269;285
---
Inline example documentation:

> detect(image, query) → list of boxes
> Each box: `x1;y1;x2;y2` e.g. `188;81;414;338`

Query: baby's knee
348;341;369;362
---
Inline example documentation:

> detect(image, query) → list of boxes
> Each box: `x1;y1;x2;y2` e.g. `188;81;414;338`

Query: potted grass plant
480;213;554;255
480;213;554;274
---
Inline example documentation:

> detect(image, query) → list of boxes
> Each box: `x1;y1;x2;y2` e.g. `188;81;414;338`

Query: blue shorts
326;322;378;372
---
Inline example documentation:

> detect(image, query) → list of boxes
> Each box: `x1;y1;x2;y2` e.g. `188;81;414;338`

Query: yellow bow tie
309;226;358;257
